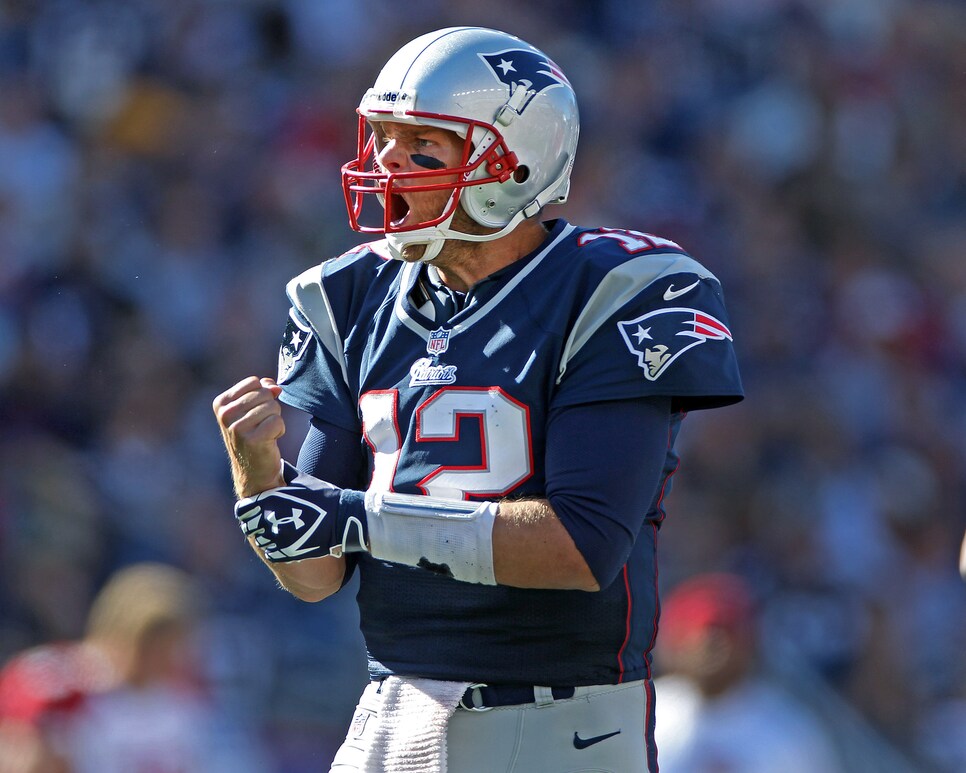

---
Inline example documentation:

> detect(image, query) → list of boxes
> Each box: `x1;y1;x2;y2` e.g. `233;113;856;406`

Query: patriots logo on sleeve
278;310;313;384
479;49;569;112
617;308;733;381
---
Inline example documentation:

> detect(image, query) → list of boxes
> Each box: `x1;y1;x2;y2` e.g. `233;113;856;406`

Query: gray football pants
330;679;650;772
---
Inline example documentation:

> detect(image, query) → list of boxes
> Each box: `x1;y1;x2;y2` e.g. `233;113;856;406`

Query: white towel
359;676;471;773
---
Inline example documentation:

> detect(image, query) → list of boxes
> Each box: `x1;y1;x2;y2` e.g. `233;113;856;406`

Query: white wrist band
364;491;498;585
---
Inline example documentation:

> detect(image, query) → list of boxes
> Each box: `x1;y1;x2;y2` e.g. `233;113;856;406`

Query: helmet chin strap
385;208;530;263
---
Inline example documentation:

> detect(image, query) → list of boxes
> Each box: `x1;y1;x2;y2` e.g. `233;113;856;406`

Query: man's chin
400;243;428;263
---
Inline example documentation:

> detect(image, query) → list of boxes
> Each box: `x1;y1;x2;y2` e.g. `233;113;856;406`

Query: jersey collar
395;219;574;338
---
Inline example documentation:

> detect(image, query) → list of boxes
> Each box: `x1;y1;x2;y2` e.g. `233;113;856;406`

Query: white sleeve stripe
286;268;351;390
556;253;715;384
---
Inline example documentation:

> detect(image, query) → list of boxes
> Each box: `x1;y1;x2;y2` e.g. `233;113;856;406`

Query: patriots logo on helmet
618;308;733;382
479;49;570;112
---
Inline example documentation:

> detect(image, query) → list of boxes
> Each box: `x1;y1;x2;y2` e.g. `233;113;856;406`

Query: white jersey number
577;228;682;253
360;387;533;499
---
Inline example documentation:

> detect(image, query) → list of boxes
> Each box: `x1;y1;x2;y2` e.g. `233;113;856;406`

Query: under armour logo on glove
234;463;368;562
265;508;306;532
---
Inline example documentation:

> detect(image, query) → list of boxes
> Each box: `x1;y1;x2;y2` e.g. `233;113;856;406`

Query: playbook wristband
362;491;499;585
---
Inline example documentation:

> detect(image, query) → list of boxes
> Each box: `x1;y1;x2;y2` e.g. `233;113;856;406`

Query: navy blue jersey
277;219;742;686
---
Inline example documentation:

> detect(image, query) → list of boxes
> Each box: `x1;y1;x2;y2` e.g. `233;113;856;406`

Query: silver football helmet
341;27;580;261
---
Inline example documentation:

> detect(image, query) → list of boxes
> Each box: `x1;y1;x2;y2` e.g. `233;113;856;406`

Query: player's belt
458;683;576;711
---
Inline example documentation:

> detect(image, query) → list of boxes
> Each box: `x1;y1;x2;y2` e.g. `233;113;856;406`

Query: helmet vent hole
513;165;530;184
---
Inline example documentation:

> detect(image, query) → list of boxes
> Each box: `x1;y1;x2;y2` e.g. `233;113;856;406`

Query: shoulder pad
562;250;719;368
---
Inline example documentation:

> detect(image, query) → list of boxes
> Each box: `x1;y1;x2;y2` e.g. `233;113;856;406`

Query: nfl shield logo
427;328;450;356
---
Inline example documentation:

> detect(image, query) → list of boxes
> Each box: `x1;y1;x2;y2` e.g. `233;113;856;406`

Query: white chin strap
385;208;530;262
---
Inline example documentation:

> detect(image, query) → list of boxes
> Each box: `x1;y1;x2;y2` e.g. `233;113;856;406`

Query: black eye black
410;154;446;170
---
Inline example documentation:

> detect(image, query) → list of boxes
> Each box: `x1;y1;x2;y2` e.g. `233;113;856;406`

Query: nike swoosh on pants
572;729;622;749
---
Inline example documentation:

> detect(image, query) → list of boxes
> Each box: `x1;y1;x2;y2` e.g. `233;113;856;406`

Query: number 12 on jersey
360;387;533;499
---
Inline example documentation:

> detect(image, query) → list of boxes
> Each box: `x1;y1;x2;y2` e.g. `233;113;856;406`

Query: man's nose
376;139;409;172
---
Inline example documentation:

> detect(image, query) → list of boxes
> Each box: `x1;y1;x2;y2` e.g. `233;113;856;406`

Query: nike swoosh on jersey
573;729;622;750
663;279;701;301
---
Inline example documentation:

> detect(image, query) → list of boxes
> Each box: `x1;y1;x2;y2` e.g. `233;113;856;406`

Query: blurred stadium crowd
1;0;965;770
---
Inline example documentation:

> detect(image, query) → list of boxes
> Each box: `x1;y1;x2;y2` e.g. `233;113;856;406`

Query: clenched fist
213;376;287;498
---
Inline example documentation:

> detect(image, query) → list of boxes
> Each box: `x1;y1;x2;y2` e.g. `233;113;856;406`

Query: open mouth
389;192;410;228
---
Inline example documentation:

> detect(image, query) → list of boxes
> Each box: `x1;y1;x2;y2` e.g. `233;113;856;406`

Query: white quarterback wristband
364;491;499;585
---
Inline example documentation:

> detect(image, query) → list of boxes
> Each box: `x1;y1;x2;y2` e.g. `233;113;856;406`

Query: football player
213;26;743;772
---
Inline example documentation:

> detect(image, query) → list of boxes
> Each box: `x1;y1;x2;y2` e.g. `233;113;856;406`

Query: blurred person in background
653;573;842;773
0;562;270;773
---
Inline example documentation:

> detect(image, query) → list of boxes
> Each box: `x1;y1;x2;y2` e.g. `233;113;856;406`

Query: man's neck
432;220;550;293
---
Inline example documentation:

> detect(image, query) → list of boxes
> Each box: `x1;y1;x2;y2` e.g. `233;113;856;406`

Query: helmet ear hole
513;165;530;184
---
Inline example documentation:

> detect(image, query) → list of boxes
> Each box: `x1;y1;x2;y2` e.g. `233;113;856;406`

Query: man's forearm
250;540;347;602
492;498;599;591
